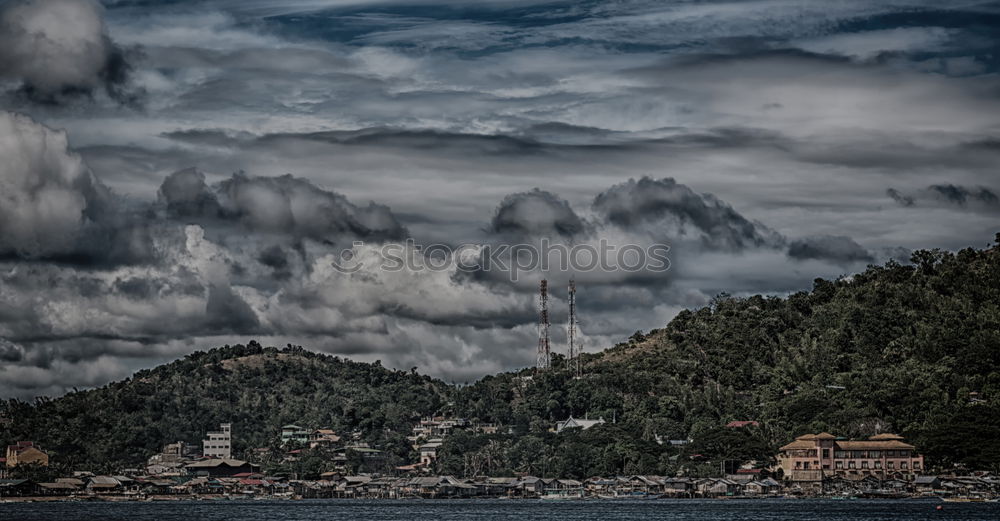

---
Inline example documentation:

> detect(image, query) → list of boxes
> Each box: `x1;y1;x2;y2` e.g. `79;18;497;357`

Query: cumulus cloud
0;0;136;103
489;188;588;240
0;111;157;266
0;111;105;258
159;169;408;243
592;177;782;251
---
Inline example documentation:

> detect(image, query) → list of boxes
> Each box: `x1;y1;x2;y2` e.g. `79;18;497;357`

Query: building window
901;462;908;470
874;461;881;469
869;451;880;458
913;462;921;469
835;451;847;458
836;461;843;469
848;461;856;469
861;461;868;469
887;461;894;469
823;449;830;458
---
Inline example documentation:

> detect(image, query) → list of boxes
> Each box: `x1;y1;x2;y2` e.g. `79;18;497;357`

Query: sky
1;0;999;398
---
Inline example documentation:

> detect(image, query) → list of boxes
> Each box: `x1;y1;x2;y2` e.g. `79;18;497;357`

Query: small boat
540;493;584;500
942;497;987;503
598;492;662;500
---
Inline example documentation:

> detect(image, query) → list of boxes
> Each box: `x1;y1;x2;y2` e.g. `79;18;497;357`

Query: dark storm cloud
0;0;138;104
927;184;999;206
886;184;1000;210
158;169;408;242
489;189;589;240
592;177;782;251
886;188;915;207
787;235;874;264
0;338;26;363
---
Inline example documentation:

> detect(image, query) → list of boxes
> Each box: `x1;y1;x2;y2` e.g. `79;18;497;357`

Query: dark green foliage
1;342;449;471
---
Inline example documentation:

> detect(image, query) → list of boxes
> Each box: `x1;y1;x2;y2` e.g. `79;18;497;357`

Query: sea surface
2;498;997;521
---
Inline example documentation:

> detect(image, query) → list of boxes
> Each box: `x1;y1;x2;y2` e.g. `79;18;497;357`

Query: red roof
239;479;265;486
231;472;254;478
725;421;760;428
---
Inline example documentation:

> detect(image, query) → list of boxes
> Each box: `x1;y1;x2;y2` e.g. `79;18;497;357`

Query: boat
597;492;662;500
540;491;584;500
942;497;987;503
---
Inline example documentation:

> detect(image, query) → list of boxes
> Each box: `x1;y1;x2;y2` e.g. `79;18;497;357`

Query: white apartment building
202;423;232;459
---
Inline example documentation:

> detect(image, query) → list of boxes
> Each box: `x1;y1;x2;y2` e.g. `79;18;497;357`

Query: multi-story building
202;423;232;459
778;432;924;484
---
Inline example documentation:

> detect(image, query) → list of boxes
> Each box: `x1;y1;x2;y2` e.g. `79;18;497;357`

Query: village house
280;425;311;445
662;477;695;497
185;458;258;477
695;477;740;497
514;476;545;496
5;441;49;468
554;416;606;433
913;475;942;493
778;433;925;487
744;477;782;495
726;468;767;483
309;429;341;448
409;417;469;442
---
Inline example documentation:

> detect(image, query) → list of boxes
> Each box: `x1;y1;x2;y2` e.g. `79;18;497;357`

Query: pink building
778;432;924;483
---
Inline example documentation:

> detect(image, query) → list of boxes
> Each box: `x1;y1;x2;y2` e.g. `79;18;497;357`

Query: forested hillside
445;236;1000;476
3;236;999;478
0;344;450;473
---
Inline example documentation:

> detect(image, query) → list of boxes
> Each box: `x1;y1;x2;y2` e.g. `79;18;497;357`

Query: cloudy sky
1;0;999;398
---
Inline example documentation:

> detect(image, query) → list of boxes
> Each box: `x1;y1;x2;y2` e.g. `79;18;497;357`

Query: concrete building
419;440;444;467
778;432;924;485
202;423;232;459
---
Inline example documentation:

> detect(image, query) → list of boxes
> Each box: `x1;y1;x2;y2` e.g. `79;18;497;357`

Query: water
2;499;997;521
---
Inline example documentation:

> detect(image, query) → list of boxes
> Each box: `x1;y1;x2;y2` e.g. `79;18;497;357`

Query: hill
442;236;1000;476
3;236;999;478
0;344;449;474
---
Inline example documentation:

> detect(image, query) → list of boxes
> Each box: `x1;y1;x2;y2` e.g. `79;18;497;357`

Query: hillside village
4;417;1000;501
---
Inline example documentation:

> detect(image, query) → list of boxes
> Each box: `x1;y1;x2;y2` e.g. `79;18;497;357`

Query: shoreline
0;495;987;504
